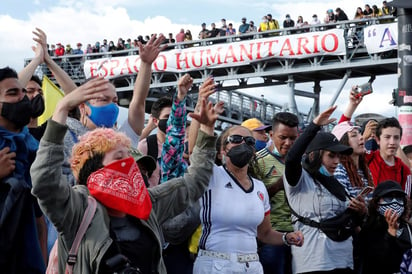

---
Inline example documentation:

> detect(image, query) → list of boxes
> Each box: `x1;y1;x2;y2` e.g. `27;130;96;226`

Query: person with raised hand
194;122;303;274
188;75;220;156
30;76;220;273
284;106;359;274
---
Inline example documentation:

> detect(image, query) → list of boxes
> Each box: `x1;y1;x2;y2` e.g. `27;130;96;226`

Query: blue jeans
258;243;292;274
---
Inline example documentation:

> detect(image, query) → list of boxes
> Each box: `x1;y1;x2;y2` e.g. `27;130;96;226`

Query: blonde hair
70;128;131;180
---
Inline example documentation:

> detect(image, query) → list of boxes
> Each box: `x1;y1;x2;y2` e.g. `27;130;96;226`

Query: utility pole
389;0;412;145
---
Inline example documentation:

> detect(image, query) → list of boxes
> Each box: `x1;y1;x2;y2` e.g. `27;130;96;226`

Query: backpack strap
146;134;159;162
65;196;97;274
287;198;321;228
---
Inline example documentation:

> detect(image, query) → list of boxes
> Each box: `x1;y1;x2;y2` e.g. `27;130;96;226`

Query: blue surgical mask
272;146;283;157
255;140;267;151
319;164;332;176
86;102;119;128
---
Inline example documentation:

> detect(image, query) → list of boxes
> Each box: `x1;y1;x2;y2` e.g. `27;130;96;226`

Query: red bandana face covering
87;156;152;220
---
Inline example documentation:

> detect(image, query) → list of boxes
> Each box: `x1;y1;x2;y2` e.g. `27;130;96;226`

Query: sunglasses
379;196;404;206
226;135;256;146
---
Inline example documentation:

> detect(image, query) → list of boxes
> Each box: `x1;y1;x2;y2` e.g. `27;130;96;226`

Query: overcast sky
0;0;400;120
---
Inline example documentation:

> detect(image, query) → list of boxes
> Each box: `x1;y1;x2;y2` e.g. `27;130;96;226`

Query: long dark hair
339;132;374;188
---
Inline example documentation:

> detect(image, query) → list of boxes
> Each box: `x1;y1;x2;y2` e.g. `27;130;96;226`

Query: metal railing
24;16;397;124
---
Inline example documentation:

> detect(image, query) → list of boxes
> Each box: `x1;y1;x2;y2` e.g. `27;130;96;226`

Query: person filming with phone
335;80;411;196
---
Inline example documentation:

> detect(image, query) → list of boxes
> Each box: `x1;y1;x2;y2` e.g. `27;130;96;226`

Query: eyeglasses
226;135;256;146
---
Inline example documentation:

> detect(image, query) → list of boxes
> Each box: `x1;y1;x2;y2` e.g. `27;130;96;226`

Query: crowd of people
0;1;411;273
47;1;396;58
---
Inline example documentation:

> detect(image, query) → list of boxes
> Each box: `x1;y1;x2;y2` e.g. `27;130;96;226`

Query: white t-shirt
199;165;270;254
118;119;140;148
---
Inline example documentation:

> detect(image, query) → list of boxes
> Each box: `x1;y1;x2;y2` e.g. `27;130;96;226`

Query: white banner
84;28;346;78
364;22;398;54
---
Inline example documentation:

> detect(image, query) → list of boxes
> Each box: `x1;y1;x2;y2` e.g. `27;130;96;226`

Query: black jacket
360;215;412;274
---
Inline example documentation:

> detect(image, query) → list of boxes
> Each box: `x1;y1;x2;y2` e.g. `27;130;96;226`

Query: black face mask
31;93;45;118
158;118;168;134
226;143;255;168
1;95;33;128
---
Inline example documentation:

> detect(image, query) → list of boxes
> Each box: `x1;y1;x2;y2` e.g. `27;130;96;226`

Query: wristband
282;232;291;246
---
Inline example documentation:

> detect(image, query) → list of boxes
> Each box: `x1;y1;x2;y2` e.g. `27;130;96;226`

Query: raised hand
189;99;220;135
363;119;378;140
53;77;109;124
138;34;167;64
30;41;44;64
198;76;217;102
177;74;193;101
313;106;337;126
213;101;225;115
0;147;16;179
32;28;50;61
349;86;363;106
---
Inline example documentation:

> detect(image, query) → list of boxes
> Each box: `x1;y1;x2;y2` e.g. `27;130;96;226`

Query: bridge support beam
329;70;351;107
309;80;322;121
286;76;302;122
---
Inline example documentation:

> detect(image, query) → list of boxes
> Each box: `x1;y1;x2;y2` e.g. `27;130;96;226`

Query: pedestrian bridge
25;16;398;127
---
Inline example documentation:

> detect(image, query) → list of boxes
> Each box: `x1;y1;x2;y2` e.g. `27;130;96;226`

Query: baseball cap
305;132;353;155
241;118;272;131
130;148;156;172
331;121;361;141
77;42;82;46
373;180;406;199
